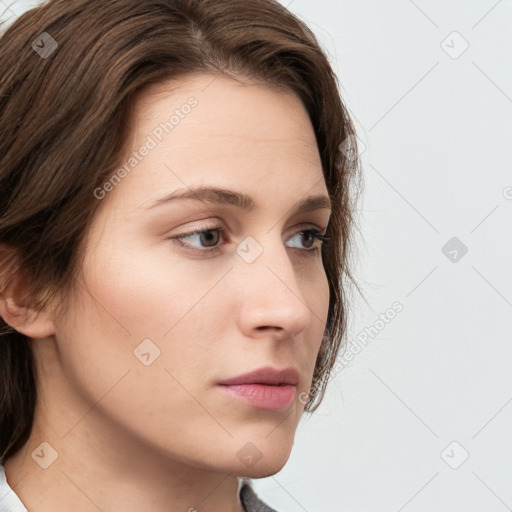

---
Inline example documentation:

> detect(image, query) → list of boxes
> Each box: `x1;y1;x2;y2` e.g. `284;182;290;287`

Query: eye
170;224;329;256
286;230;329;256
182;228;221;248
172;225;229;255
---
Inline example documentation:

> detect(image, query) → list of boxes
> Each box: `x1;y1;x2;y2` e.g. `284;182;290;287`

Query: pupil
304;232;313;248
201;230;219;247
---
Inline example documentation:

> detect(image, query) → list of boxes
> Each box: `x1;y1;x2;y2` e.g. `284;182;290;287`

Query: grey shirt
240;477;280;512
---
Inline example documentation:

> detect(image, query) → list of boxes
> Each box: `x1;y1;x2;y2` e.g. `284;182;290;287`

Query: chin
230;437;293;478
235;455;290;479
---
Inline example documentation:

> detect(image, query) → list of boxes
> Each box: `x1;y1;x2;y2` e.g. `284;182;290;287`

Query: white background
2;1;512;511
262;1;512;511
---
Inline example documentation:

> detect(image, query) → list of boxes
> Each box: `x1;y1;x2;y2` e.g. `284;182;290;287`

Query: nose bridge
235;232;312;335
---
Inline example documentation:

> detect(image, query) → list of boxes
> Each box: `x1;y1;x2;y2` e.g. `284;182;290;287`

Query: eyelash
171;224;329;257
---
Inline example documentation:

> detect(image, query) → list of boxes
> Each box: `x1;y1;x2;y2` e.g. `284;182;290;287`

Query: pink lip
217;366;300;410
218;383;296;410
217;366;300;386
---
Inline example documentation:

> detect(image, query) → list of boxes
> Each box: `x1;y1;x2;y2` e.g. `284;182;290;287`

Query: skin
1;73;332;512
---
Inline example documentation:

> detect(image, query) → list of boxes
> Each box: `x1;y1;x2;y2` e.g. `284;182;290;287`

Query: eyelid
172;220;328;241
169;220;328;256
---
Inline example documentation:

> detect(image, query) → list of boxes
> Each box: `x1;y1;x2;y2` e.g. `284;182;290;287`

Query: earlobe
0;294;56;339
0;251;56;339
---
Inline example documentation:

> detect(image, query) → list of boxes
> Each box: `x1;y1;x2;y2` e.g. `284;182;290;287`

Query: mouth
217;383;296;410
216;366;299;411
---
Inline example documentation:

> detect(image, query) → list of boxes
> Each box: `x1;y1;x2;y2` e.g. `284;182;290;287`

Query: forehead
107;73;326;213
132;73;318;152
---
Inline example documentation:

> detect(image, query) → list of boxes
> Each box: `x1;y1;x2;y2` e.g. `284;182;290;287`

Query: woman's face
50;73;331;477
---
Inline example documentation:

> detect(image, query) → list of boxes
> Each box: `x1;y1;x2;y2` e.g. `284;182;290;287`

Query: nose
235;237;313;341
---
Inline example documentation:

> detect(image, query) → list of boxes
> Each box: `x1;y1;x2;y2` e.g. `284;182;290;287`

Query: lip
218;383;296;410
217;366;300;386
217;366;300;411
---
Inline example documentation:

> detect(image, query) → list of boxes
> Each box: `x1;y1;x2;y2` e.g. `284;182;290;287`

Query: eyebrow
144;186;332;215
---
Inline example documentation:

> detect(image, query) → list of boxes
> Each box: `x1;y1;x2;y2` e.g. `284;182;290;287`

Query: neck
4;418;245;512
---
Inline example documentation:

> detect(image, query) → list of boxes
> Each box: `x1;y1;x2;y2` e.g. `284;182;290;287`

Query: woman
0;0;361;510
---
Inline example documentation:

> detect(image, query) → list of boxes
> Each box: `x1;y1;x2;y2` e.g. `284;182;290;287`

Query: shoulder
239;477;282;512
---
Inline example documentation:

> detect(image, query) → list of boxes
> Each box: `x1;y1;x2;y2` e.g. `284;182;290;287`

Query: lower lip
217;383;296;410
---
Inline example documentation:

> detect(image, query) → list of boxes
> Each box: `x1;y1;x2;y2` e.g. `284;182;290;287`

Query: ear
0;246;56;339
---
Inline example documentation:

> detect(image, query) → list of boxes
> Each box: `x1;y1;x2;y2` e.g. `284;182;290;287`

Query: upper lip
217;366;300;386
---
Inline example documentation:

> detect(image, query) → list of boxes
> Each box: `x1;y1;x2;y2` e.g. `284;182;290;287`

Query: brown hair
0;0;362;463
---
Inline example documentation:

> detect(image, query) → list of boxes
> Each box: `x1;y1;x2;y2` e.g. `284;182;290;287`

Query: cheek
53;262;228;451
57;240;228;391
76;239;211;339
